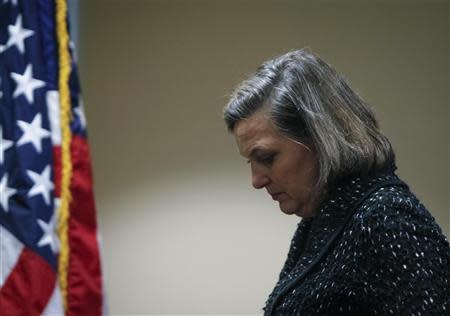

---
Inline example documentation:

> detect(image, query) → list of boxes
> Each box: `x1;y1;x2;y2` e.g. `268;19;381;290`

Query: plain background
77;0;449;314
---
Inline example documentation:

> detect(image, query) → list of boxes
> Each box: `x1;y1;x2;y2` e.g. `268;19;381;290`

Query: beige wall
79;1;449;314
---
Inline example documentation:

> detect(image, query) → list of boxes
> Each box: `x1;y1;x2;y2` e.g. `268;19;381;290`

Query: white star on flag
11;64;45;104
0;174;17;212
3;0;18;5
74;99;87;129
0;126;13;164
17;113;50;153
27;165;54;205
37;211;59;254
6;15;34;54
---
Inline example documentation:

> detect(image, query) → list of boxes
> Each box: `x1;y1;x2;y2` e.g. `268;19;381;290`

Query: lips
270;192;283;201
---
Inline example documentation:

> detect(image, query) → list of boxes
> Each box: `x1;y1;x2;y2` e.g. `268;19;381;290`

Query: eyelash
247;155;275;166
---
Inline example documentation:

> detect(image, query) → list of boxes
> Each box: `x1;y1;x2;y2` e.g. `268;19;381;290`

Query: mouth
270;193;283;201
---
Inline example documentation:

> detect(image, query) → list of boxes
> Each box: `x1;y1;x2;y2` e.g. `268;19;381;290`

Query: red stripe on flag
0;248;56;316
67;135;103;316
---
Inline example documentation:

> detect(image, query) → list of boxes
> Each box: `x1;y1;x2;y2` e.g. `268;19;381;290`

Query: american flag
0;1;106;315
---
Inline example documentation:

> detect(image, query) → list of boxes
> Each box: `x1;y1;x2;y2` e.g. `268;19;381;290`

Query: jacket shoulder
349;185;450;314
354;185;445;238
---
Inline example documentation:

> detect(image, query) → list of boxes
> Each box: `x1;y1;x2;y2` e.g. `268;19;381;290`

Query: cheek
273;167;302;197
282;161;317;198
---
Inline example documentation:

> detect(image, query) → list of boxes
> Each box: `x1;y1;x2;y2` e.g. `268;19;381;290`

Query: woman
223;50;450;315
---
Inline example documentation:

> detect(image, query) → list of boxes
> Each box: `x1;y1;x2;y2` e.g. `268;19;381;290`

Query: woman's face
234;110;319;218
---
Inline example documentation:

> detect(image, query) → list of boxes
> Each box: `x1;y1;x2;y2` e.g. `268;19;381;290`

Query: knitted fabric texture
263;167;450;315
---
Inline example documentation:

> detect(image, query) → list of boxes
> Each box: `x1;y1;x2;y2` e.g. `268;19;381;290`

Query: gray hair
223;49;394;195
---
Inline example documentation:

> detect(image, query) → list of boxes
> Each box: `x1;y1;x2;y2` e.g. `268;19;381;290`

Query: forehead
234;111;282;156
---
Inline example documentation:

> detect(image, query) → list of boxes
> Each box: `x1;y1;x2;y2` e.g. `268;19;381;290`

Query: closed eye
256;154;275;166
246;151;277;166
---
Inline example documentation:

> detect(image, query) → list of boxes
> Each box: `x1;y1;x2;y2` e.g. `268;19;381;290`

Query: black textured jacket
263;167;450;315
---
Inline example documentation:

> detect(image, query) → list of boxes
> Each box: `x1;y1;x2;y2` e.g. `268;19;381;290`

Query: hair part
224;49;395;196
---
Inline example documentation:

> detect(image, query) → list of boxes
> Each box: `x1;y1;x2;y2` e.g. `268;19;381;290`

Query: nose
251;163;270;189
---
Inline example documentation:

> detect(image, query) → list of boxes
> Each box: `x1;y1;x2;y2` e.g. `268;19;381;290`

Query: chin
279;202;300;216
280;202;312;218
280;209;296;215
